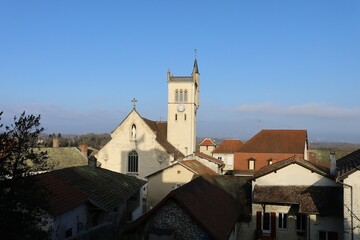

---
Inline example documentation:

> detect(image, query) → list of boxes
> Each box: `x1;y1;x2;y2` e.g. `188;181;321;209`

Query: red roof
213;139;243;153
180;160;218;175
195;152;224;165
199;138;216;146
239;129;307;154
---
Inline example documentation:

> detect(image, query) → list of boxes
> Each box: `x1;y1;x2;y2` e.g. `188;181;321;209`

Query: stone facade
343;171;360;240
149;200;208;240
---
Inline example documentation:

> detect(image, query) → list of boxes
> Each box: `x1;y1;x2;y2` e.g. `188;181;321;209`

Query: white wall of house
309;215;344;240
212;153;233;171
343;170;360;240
195;157;220;173
199;145;215;156
96;111;173;179
50;204;87;240
253;164;338;188
147;164;194;208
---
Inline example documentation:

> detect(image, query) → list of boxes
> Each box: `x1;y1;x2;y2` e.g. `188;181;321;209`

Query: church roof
192;58;200;74
142;117;184;159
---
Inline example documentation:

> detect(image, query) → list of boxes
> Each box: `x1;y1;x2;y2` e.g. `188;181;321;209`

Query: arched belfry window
128;150;138;174
180;90;183;102
131;124;136;140
184;90;188;102
175;89;179;102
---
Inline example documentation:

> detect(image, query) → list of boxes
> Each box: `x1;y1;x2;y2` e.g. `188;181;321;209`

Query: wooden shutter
256;211;262;230
271;212;276;238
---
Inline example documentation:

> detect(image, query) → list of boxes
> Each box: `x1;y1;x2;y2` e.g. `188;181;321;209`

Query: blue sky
1;1;360;142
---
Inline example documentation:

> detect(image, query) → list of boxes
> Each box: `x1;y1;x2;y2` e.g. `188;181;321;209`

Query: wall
343;171;360;240
253;164;338;187
147;164;194;208
96;110;173;179
199;145;215;156
213;153;233;171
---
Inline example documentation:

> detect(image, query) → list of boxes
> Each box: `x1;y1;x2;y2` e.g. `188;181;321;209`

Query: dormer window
248;158;255;170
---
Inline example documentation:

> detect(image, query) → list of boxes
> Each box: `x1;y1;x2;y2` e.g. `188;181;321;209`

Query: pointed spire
192;49;200;75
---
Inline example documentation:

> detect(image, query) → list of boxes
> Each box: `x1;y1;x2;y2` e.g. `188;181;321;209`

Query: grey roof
49;166;146;212
337;149;360;180
192;59;199;74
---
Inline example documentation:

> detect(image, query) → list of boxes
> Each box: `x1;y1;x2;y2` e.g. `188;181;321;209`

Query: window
319;231;338;240
218;157;222;160
175;89;179;102
177;170;181;174
268;159;273;165
184;114;186;121
262;212;271;233
65;228;72;238
206;146;208;150
297;214;307;231
128;150;138;174
131;124;136;140
278;213;287;229
175;114;177;121
248;159;255;170
180;90;183;102
184;90;188;102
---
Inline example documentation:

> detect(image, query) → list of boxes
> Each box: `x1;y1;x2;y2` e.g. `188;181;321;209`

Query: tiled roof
142;118;184;159
199;138;216;146
213;139;243;153
252;156;330;180
253;185;342;217
37;166;146;213
39;147;88;170
129;176;240;240
36;172;87;216
194;152;224;165
239;129;307;154
197;175;252;222
180;160;218;175
337;149;360;180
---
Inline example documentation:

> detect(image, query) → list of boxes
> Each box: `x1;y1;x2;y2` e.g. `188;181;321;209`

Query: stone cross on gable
132;98;137;109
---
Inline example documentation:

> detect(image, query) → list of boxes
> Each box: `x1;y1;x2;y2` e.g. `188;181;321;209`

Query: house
234;130;308;175
36;163;146;240
212;139;244;172
184;151;224;173
199;137;217;155
246;156;343;240
146;160;218;208
125;176;240;240
336;149;360;240
95;59;200;179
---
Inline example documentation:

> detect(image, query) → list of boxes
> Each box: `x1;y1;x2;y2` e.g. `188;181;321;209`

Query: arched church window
180;90;183;102
184;90;188;102
131;124;136;140
128;150;138;174
175;114;177;121
175;89;179;102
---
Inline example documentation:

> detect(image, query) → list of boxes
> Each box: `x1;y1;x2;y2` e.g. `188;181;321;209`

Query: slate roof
213;139;244;153
252;155;330;180
199;138;216;146
128;176;239;240
37;166;146;214
142;117;184;159
239;129;307;154
337;149;360;180
253;185;342;217
194;151;224;165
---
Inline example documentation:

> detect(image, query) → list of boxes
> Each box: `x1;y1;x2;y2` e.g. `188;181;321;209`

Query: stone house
36;164;146;240
145;160;218;208
125;176;240;240
241;156;343;240
212;139;244;172
337;149;360;240
234;130;308;175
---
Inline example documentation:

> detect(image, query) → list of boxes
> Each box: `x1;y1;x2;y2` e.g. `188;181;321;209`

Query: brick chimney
53;137;60;148
79;144;88;157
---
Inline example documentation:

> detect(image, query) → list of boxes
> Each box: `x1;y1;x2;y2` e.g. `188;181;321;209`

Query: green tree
0;111;51;239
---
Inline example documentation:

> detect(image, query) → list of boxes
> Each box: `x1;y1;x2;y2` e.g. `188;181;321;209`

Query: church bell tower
167;58;200;156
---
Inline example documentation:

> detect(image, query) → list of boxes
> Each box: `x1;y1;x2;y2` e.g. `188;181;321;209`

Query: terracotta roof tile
199;138;216;146
213;139;243;153
239;129;307;154
253;185;342;217
194;151;224;165
180;160;218;175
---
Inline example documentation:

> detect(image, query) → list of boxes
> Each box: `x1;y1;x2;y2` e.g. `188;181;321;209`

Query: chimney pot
330;151;337;176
